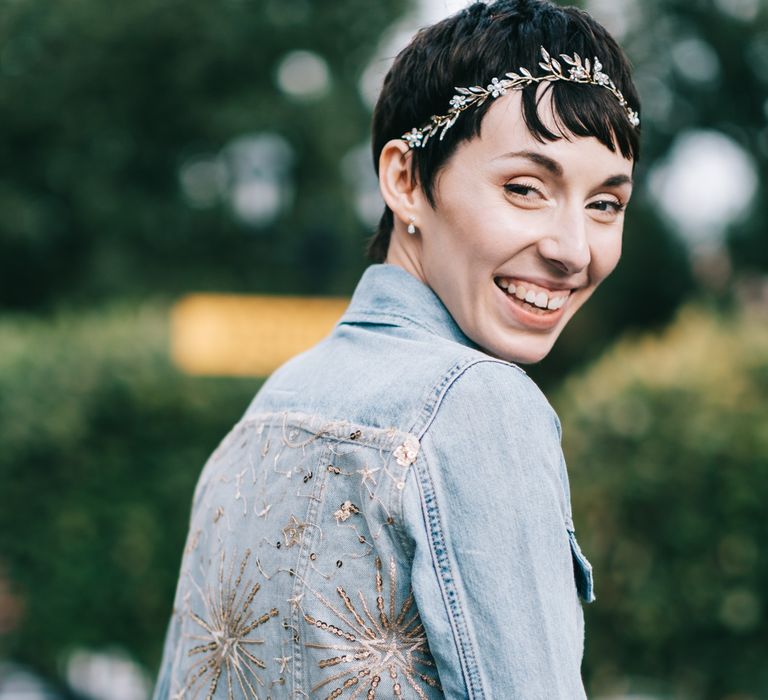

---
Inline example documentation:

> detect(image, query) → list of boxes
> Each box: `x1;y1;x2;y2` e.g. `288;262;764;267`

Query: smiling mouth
494;277;572;315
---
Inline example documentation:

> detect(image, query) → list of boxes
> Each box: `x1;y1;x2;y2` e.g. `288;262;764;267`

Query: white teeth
499;277;569;310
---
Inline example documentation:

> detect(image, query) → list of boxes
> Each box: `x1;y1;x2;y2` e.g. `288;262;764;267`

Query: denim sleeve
401;361;588;700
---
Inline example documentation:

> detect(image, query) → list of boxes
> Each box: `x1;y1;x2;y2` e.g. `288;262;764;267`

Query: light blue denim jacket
153;263;595;700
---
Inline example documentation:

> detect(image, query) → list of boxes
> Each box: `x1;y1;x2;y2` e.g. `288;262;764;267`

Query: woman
154;1;639;697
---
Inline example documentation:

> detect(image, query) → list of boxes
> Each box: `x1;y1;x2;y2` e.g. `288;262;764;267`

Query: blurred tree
620;0;768;272
0;0;409;310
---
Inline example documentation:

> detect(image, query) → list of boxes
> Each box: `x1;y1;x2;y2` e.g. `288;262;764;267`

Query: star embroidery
275;655;291;673
288;592;304;609
357;466;379;489
181;549;279;699
303;556;441;698
282;515;308;547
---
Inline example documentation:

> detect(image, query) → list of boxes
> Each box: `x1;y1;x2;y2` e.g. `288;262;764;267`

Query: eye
503;182;544;200
586;197;626;220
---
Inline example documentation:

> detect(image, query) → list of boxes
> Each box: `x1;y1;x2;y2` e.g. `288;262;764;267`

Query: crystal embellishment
394;437;419;467
401;46;640;149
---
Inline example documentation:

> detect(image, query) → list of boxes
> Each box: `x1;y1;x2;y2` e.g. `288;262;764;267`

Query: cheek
590;234;623;284
423;207;489;279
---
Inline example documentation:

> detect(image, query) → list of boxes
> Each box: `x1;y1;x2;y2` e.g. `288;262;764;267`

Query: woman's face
411;91;634;364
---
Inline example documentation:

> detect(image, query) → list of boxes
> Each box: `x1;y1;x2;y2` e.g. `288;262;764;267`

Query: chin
482;337;558;365
502;347;553;365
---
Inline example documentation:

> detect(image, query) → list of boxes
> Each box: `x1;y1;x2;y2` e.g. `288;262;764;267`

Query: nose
536;208;591;275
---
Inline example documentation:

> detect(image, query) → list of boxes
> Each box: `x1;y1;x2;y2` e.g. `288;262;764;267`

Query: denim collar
340;264;477;349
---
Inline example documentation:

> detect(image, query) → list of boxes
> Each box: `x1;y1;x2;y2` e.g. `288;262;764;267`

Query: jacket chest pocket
567;528;596;603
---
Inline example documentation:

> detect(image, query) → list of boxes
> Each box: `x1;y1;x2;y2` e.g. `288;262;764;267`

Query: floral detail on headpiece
401;46;639;149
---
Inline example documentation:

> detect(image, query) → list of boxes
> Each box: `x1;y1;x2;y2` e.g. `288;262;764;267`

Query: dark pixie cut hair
368;0;641;262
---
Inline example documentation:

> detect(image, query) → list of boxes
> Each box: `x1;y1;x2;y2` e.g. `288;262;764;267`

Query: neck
384;229;428;285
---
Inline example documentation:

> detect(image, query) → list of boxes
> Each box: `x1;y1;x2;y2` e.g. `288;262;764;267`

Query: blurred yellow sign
171;294;349;377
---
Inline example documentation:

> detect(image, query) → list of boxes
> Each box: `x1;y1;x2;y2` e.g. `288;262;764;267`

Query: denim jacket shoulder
153;264;594;700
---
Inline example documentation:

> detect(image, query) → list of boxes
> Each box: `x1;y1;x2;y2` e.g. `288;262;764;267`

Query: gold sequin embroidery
303;556;441;699
181;549;279;699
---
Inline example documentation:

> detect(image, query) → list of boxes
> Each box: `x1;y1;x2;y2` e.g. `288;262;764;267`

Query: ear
378;139;424;227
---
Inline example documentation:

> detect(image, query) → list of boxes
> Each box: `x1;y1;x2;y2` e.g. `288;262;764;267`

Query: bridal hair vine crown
401;46;639;149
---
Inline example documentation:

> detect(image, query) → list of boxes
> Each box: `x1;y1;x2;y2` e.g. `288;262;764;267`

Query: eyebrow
494;150;633;188
601;173;633;188
496;150;563;175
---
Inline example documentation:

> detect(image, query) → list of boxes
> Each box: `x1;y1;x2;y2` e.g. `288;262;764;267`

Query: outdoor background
0;0;766;698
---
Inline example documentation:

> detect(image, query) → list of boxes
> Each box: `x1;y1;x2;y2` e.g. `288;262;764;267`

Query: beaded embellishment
402;46;639;149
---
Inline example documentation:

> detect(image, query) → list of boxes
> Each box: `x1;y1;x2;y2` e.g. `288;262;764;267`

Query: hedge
0;303;259;688
557;305;768;699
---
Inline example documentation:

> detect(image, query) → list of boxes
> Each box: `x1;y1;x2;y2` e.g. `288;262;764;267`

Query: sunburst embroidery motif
304;556;441;699
181;548;279;699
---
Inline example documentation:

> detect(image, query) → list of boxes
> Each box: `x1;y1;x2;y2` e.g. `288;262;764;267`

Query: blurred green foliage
557;305;768;699
0;304;258;684
618;0;768;273
0;0;407;308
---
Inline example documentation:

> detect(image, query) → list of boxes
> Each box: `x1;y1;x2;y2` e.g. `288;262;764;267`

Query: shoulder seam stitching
413;357;526;440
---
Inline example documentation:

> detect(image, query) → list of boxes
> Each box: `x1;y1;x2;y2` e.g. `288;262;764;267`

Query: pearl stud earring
407;216;417;235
